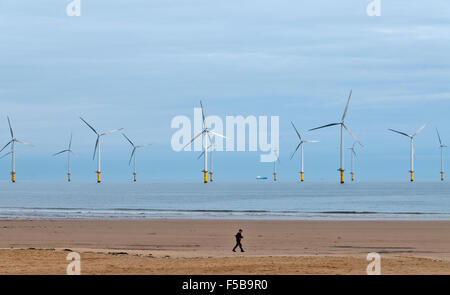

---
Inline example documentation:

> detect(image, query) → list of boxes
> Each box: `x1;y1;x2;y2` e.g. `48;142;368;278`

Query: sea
0;181;449;220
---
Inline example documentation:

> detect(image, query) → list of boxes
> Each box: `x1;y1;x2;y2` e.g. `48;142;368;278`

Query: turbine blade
53;150;68;156
80;117;98;134
7;116;13;139
129;148;136;166
436;128;442;145
135;144;152;148
69;133;73;150
15;139;33;146
290;121;302;141
290;143;301;160
388;128;411;138
341;90;352;121
182;130;204;149
122;133;135;147
101;128;124;136
93;137;99;160
200;100;206;129
207;130;212;145
197;150;205;160
309;122;340;131
343;124;363;146
303;140;319;143
0;140;12;153
413;122;429;137
207;130;227;139
0;151;12;159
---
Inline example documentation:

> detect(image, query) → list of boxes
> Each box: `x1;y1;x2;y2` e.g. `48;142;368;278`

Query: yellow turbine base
301;172;304;182
274;173;277;182
410;171;414;182
441;172;444;181
204;171;208;183
351;172;354;181
11;172;15;183
340;170;344;184
68;173;71;182
133;173;136;182
97;172;101;183
209;172;213;182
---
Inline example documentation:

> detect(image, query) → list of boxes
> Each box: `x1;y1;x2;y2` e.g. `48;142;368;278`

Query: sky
0;0;450;181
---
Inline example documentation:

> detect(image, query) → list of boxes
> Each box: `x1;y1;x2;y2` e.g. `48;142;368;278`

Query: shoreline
1;219;449;274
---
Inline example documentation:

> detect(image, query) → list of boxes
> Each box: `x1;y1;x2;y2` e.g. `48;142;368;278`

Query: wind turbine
197;143;215;182
80;117;123;183
388;123;428;182
347;142;358;181
183;101;226;183
0;117;33;182
290;121;319;182
309;90;362;183
273;149;280;181
436;128;447;181
122;133;151;182
53;133;75;182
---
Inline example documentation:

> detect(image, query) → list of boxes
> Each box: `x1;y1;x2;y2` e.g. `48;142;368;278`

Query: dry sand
0;219;449;274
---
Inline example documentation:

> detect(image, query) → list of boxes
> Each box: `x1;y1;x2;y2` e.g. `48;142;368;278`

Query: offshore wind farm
0;95;448;184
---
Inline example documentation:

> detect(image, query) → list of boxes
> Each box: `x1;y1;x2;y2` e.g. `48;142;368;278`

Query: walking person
232;229;245;252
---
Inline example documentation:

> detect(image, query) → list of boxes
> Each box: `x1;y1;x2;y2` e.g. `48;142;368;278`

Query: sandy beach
0;219;449;274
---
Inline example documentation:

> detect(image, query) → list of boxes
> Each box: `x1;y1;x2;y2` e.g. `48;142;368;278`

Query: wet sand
0;219;449;274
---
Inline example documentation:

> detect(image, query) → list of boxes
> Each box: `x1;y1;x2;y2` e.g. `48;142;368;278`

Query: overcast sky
0;0;449;181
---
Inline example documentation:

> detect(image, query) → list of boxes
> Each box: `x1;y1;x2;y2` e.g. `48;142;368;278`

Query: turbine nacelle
290;121;319;160
122;133;152;166
80;117;123;160
53;133;75;156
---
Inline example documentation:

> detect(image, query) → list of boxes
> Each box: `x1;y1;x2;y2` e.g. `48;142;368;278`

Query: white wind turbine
0;117;32;183
183;101;226;183
122;133;152;182
290;121;319;182
436;128;447;181
80;117;123;183
309;90;363;183
347;142;358;181
53;133;76;182
388;122;428;182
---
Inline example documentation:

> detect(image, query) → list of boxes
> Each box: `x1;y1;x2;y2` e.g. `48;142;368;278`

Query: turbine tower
183;101;226;183
209;145;214;182
197;143;214;182
388;123;428;182
0;117;32;182
290;121;319;182
347;142;357;181
436;128;447;181
309;90;362;184
53;133;75;182
122;133;151;182
273;149;280;181
80;117;123;183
